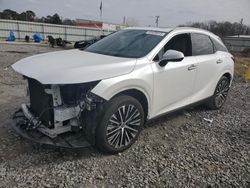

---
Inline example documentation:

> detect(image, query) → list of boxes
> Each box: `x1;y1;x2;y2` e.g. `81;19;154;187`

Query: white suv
12;27;234;153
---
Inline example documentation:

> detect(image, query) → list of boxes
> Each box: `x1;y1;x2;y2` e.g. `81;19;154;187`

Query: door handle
188;64;197;71
216;59;223;64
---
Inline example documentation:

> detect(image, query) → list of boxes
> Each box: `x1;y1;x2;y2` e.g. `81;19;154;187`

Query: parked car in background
12;27;234;153
74;35;106;49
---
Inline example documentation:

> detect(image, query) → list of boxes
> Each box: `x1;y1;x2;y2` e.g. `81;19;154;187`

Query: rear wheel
206;76;230;110
96;95;144;153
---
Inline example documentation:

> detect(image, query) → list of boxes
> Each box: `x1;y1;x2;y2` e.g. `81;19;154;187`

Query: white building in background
75;19;126;32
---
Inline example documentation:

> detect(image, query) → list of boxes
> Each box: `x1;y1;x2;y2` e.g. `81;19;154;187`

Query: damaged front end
12;78;104;148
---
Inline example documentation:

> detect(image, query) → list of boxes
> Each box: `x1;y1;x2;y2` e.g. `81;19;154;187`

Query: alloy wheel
214;79;230;108
106;104;141;149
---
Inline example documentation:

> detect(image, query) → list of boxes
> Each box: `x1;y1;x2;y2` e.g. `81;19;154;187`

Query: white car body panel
92;27;234;119
12;27;234;120
150;56;197;117
91;58;154;117
12;49;136;84
190;51;234;104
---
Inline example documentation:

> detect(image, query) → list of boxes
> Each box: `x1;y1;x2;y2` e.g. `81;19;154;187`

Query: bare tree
180;20;250;37
126;18;139;27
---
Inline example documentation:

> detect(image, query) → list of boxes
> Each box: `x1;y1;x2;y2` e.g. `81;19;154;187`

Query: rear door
190;33;219;102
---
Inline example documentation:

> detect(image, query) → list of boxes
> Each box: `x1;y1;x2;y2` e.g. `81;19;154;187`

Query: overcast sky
0;0;249;27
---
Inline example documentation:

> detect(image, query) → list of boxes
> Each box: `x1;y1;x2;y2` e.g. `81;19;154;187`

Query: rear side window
211;38;228;52
191;33;214;56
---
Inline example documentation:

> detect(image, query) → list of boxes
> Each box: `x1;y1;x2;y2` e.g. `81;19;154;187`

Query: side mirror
159;50;184;67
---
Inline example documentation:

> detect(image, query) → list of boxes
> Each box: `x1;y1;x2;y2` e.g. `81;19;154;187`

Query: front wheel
96;95;145;154
206;76;230;110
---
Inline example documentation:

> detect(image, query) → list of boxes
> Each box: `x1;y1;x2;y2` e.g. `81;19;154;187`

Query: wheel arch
211;71;233;95
91;77;153;120
222;72;233;82
219;70;234;86
111;88;149;120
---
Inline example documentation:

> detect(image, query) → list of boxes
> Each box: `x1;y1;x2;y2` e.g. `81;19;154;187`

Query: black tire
96;95;145;154
206;76;230;110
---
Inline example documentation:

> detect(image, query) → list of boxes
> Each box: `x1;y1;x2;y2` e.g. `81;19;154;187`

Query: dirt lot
0;43;249;188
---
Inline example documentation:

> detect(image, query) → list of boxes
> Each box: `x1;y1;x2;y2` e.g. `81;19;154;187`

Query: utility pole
123;16;126;25
238;18;243;37
155;16;160;27
100;1;103;20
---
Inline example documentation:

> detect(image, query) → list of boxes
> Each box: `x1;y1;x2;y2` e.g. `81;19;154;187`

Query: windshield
85;29;167;58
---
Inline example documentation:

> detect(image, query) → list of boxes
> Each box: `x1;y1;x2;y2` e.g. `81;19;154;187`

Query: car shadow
145;104;208;128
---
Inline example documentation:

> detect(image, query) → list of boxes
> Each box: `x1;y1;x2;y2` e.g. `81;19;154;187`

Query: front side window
191;33;214;56
154;33;191;61
85;29;167;58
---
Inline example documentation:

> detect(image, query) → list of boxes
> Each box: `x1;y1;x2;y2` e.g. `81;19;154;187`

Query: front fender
91;64;154;117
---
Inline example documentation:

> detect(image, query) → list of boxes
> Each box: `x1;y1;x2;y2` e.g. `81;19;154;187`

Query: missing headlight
60;81;100;105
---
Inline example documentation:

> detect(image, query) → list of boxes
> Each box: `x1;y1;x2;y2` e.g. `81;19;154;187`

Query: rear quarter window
211;38;228;52
191;33;214;56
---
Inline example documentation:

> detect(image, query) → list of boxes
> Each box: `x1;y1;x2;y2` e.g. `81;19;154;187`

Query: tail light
231;56;235;63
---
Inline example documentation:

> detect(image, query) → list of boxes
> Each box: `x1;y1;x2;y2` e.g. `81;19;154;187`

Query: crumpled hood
12;49;136;84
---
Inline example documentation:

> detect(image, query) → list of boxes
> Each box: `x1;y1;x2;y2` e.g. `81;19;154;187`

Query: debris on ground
203;117;213;123
183;110;192;117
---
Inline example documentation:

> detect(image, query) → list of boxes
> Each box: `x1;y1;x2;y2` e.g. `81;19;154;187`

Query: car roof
173;27;217;36
125;27;173;33
125;26;218;38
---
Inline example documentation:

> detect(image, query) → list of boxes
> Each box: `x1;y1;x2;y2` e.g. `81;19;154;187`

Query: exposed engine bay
12;77;104;148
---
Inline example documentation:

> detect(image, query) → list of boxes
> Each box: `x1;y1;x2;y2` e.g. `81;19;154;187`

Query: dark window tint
154;33;191;61
191;33;214;56
164;34;192;56
211;38;228;52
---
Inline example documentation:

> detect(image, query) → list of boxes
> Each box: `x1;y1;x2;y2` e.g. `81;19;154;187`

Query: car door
190;33;220;102
151;33;198;117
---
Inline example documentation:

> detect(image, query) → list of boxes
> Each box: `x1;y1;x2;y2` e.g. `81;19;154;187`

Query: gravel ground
0;43;249;188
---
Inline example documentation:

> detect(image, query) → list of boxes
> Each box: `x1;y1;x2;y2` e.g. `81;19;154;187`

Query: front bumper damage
12;105;91;148
11;80;104;148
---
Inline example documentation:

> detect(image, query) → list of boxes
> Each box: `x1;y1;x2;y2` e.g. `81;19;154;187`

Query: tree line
0;9;75;25
179;20;250;38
